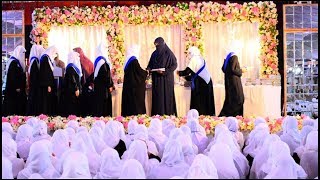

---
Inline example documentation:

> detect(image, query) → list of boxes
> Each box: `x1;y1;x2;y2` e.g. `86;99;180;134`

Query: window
2;10;24;91
283;4;318;118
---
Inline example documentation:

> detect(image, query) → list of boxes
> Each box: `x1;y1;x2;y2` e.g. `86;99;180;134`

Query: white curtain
202;22;260;84
48;25;107;65
123;24;185;83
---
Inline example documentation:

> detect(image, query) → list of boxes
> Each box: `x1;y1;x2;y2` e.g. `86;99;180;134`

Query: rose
39;114;48;120
68;115;77;120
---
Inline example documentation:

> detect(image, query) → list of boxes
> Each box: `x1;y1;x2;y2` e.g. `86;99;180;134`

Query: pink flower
45;9;51;15
276;118;283;125
211;11;218;17
100;17;106;23
174;7;180;13
75;14;81;20
134;10;139;16
252;7;260;16
123;17;129;23
107;35;112;41
195;16;201;21
64;10;71;16
123;6;129;13
191;36;197;42
241;10;247;17
94;117;101;120
39;114;48;120
189;6;196;11
11;116;19;125
235;4;242;9
2;117;9;122
92;8;97;13
226;13;233;19
116;116;124;122
160;7;165;13
138;117;144;124
48;122;55;130
68;115;77;120
108;12;114;19
123;121;129;129
41;18;46;23
43;32;48;38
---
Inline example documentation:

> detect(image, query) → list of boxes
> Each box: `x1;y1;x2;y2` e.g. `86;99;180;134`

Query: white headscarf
64;127;75;145
162;119;176;137
265;154;307;179
124;44;140;69
313;119;318;130
254;117;267;127
6;45;26;73
41;45;58;71
94;42;111;79
16;124;33;160
215;131;249;178
204;123;230;154
66;120;79;132
148;118;168;158
162;140;185;167
2;156;13;179
119;159;146;179
245;123;270;147
208;143;240;179
52;129;70;158
225;116;245;149
305;130;318;152
134;131;159;157
187;109;206;136
176;134;196;165
168;128;184;140
122;139;149;173
32;121;51;143
294;125;314;158
187;46;211;84
125;119;139;149
2;122;16;140
26;117;39;128
260;140;291;175
17;140;54;179
29;173;44;179
280;116;301;155
250;134;281;179
103;121;123;148
189;119;208;153
71;131;100;176
28;44;45;74
179;125;199;154
67;51;82;77
89;126;107;154
243;127;269;157
2;135;25;178
60;151;92;179
92;120;106;132
302;119;315;127
94;147;123;179
187;154;218;179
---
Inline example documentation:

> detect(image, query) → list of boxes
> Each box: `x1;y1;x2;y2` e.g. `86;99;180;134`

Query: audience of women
2;109;318;179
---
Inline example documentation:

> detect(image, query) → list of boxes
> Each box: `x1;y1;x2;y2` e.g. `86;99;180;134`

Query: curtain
48;25;107;65
123;24;185;83
202;22;260;84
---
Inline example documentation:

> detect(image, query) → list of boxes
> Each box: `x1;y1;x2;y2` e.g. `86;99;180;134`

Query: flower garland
30;1;278;81
2;114;311;135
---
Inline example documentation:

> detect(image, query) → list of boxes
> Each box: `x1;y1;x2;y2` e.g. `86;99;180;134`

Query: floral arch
31;1;279;81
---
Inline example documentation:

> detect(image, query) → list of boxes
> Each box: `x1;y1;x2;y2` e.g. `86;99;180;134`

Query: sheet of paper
150;68;165;72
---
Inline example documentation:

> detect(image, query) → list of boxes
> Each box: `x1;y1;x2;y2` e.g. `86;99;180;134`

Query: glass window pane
303;33;311;41
294;14;303;24
286;6;294;14
303;6;311;15
312;50;318;59
312;41;318;50
14;37;23;47
303;50;312;59
287;41;294;50
286;15;294;23
287;33;295;41
6;37;15;55
311;22;318;28
294;6;303;14
295;41;302;50
312;6;318;16
288;50;294;58
15;25;23;34
295;33;303;41
286;23;294;28
304;41;311;50
295;50;302;59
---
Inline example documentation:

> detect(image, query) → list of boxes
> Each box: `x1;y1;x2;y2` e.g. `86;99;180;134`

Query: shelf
287;93;318;95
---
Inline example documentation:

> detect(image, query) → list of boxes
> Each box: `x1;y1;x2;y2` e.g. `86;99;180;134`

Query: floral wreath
31;1;279;82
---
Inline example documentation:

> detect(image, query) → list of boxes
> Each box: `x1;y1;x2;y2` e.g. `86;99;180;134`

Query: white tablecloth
111;85;281;118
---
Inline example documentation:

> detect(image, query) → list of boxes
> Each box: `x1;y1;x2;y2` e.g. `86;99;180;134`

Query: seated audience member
300;131;318;179
148;140;190;179
60;151;92;179
119;159;146;179
94;147;124;179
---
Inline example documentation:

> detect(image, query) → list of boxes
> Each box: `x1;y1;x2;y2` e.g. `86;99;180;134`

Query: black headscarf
151;37;174;67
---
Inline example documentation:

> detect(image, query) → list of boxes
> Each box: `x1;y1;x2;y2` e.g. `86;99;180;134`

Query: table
111;84;281;118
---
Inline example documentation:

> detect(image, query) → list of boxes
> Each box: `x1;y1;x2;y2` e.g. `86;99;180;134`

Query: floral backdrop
2;114;310;136
30;1;279;81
